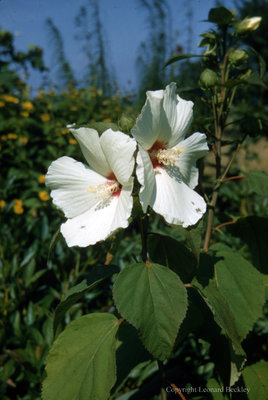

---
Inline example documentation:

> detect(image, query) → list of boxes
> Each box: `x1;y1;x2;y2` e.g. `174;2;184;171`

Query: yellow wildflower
38;174;46;184
70;106;77;111
0;200;6;209
7;133;18;140
0;101;5;107
1;94;19;103
41;113;50;122
61;128;70;135
39;191;50;201
103;118;112;123
20;111;29;117
13;199;24;214
69;138;77;145
19;137;28;144
1;135;7;141
22;101;34;112
56;122;61;127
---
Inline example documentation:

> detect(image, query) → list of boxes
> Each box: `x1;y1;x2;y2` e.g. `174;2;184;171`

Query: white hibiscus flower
45;128;136;247
131;82;208;227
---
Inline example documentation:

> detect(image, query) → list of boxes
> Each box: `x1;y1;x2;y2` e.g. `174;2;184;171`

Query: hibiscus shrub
1;7;268;400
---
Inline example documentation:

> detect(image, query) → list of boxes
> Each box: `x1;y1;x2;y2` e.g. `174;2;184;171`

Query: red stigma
148;141;165;168
107;172;117;181
106;172;121;197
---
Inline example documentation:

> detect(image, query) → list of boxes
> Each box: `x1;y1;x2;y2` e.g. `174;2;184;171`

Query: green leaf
227;217;268;274
147;233;196;283
113;323;151;395
206;379;228;399
53;265;119;333
245;170;268;197
86;122;119;134
47;228;61;261
43;313;121;400
212;244;265;340
208;7;234;26
195;275;244;355
113;262;188;361
184;220;203;262
242;361;268;400
194;247;265;354
164;54;203;68
230;348;246;387
246;71;268;89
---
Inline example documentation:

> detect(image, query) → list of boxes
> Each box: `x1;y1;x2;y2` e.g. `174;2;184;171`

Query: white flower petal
45;156;106;218
60;181;133;247
70;127;111;177
152;168;206;227
136;145;156;212
162;83;193;148
100;129;136;185
175;132;209;188
131;89;168;149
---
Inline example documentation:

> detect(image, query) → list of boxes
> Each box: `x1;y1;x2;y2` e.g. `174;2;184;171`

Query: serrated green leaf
43;313;121;400
245;170;268;197
227;216;268;273
242;361;268;400
54;265;119;333
194;248;265;354
212;245;265;340
195;277;244;355
147;233;196;283
113;262;188;361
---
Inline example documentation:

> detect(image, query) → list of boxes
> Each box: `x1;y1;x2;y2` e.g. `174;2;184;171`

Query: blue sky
1;0;236;92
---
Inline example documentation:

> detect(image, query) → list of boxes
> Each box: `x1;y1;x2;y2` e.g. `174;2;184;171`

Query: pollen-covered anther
155;146;184;166
87;180;120;200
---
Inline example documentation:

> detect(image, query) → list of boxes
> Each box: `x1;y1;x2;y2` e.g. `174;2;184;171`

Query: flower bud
228;49;248;64
199;69;219;88
118;114;135;132
234;17;262;34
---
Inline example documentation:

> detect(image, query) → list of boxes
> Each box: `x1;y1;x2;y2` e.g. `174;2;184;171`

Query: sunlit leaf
113;262;188;360
242;361;268;400
43;313;121;400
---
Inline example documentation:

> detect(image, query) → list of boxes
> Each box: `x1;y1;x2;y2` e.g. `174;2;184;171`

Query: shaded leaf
194;247;265;355
227;216;268;273
164;54;203;68
113;263;188;361
54;265;119;332
246;71;268;88
147;233;196;283
245;170;268;197
208;7;234;25
43;313;121;400
113;324;151;395
211;244;265;340
242;361;268;400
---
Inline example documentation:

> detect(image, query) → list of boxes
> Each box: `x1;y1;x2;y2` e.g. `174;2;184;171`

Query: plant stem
203;144;241;253
139;216;148;262
157;360;167;400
